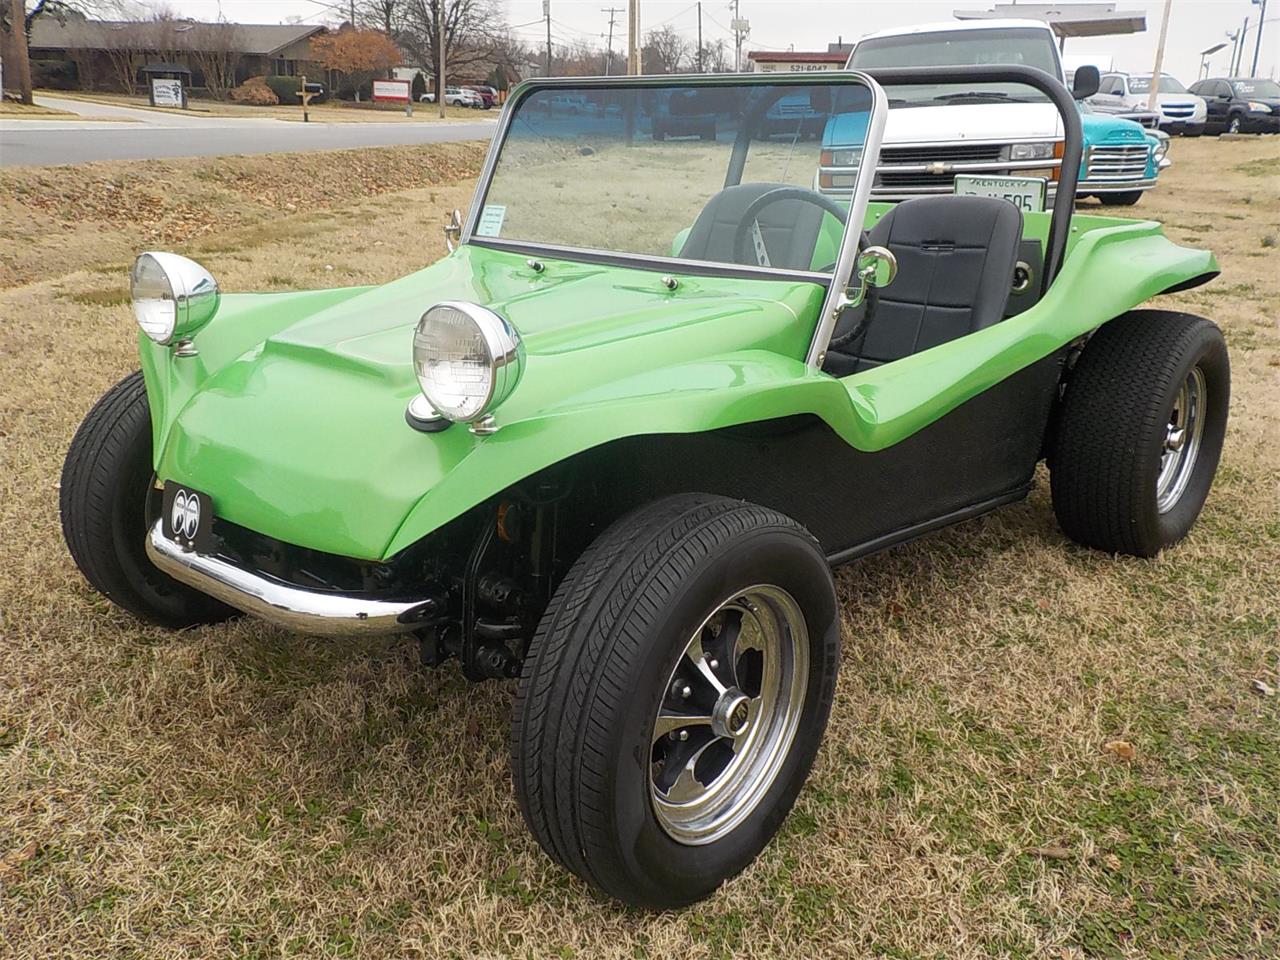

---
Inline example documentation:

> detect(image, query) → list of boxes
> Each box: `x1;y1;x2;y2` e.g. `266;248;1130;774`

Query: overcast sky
150;1;1279;81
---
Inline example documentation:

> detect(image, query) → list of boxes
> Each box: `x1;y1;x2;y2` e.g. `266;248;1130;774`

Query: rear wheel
1049;311;1229;557
60;371;234;627
511;494;839;908
1227;115;1242;135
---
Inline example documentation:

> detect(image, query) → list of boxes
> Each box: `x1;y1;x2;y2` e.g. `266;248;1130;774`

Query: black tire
60;371;235;627
1049;311;1229;557
511;494;839;909
1098;190;1143;207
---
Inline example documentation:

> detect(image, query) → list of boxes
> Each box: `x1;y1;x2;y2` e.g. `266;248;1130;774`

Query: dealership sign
372;79;411;102
150;78;185;108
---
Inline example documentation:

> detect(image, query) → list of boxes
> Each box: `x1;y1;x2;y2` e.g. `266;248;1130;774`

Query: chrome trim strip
145;521;436;636
869;158;1063;175
468;238;831;284
806;72;888;369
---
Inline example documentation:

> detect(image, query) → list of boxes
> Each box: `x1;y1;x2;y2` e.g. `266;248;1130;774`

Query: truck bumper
145;520;438;636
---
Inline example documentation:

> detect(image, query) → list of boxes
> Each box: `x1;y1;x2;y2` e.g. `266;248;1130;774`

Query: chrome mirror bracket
443;208;462;252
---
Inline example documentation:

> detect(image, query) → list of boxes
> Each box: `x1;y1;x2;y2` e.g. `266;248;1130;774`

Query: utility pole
627;0;640;75
730;1;749;73
544;0;552;77
602;6;622;75
1147;0;1173;112
697;2;703;72
437;2;445;118
1232;18;1249;75
350;0;355;25
1250;0;1268;76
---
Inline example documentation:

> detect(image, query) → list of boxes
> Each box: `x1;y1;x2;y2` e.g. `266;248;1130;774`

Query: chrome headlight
1151;136;1169;163
412;301;523;423
130;252;219;345
1007;141;1056;161
820;147;862;167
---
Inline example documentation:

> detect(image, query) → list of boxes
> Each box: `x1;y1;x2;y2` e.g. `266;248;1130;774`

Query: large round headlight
412;302;524;423
130;252;220;345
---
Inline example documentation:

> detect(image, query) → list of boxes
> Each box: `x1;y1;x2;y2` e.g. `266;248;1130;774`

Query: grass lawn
36;89;493;123
0;137;1277;959
0;101;78;119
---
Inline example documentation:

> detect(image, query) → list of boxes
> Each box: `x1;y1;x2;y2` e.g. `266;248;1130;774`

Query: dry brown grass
1;137;1277;959
38;90;491;123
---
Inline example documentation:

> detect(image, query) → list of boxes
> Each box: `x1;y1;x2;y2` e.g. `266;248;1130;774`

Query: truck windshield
849;27;1059;104
471;80;875;274
1128;75;1188;94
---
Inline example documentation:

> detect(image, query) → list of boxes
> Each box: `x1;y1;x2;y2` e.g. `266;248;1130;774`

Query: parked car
1091;72;1206;135
420;86;484;108
464;84;498;109
1188;77;1280;135
63;67;1229;910
651;88;716;140
820;19;1166;206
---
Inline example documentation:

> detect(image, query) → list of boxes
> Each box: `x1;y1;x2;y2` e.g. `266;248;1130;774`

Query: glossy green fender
142;211;1216;562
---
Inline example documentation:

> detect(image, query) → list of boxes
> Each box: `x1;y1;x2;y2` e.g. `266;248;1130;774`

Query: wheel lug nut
708;659;719;670
678;684;692;699
678;730;689;741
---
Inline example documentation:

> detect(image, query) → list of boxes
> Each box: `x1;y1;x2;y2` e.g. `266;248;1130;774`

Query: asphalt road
0;95;496;167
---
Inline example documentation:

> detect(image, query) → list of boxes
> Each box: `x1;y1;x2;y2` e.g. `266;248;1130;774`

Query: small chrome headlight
412;301;523;423
130;252;219;345
1151;136;1169;163
1007;141;1056;161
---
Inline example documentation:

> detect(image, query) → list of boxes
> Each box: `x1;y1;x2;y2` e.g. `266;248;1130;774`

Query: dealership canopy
954;3;1147;38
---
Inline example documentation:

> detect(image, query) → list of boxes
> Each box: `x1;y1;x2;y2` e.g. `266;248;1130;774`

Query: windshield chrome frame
461;72;887;369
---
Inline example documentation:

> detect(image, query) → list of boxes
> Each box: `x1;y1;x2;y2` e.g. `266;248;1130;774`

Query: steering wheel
731;187;849;269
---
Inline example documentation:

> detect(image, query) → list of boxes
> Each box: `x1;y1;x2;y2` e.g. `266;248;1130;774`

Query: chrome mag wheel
649;585;808;845
1156;365;1206;513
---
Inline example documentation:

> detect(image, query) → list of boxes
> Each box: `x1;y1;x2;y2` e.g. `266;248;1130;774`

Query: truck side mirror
1072;65;1100;101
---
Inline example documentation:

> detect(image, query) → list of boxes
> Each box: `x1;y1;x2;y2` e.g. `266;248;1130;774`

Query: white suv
1090;73;1206;136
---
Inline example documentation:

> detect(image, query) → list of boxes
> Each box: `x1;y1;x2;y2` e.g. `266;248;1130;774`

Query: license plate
161;481;214;552
953;174;1047;213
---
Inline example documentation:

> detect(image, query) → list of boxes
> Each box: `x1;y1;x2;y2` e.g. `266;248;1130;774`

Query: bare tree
397;0;503;98
360;0;399;36
643;24;687;75
699;37;729;73
188;22;244;100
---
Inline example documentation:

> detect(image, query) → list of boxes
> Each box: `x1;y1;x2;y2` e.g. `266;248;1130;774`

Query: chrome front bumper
145;520;438;636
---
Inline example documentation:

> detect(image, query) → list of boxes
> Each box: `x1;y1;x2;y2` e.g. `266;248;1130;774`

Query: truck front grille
879;143;1004;164
1083;145;1149;183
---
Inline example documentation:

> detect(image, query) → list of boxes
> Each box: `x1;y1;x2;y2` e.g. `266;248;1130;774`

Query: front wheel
60;371;234;627
1049;311;1229;557
511;494;839;908
1098;190;1143;207
1227;116;1242;135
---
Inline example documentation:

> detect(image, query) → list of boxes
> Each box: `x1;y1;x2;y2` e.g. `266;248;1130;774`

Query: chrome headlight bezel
130;252;220;346
1151;135;1169;164
412;301;524;424
1006;141;1056;162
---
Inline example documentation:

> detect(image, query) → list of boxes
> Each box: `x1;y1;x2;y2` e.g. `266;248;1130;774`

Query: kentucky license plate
161;481;214;553
953;174;1047;213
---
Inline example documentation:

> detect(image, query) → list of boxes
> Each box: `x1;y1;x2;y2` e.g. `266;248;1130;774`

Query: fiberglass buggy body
61;66;1229;909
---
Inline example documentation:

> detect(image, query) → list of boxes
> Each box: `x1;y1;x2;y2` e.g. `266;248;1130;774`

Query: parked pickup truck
819;19;1168;207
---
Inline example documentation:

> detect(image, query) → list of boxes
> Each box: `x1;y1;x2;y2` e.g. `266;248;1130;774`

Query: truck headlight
1007;141;1056;161
130;252;220;345
819;148;862;167
412;301;523;423
1151;136;1169;163
1247;101;1271;113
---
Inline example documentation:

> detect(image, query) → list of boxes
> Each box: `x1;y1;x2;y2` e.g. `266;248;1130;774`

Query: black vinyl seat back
826;195;1024;376
679;182;828;271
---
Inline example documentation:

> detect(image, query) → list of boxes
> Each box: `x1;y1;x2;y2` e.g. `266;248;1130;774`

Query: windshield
1128;75;1188;94
1233;79;1280;98
848;27;1059;104
472;80;875;274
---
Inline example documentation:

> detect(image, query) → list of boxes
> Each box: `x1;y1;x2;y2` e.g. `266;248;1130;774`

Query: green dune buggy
61;66;1228;908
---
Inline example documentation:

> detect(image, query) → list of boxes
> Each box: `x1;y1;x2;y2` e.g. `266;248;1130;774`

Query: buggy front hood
143;245;824;560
